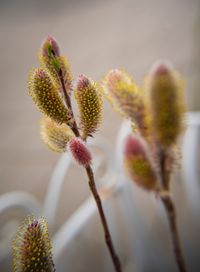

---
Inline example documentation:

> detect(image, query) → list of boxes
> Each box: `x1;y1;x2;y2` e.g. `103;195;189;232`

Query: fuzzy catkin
75;74;102;139
39;54;73;93
39;36;73;94
145;62;185;147
40;116;74;153
103;69;149;138
12;215;55;272
28;68;71;125
124;135;158;191
68;138;92;166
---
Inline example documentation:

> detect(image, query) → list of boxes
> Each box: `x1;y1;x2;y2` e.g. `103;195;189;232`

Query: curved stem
58;69;122;272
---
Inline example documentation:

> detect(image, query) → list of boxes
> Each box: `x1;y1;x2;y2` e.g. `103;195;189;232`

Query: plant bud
68;138;92;166
146;61;185;147
42;35;60;58
28;68;72;125
13;215;55;272
124;135;158;191
40;116;74;153
103;69;149;138
39;36;73;94
75;74;102;139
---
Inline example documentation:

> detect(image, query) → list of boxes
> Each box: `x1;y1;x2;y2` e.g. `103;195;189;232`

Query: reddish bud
42;35;60;57
150;60;172;76
124;134;158;191
68;138;92;166
77;74;90;90
124;135;146;157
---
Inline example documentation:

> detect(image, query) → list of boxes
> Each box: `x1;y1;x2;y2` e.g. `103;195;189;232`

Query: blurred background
0;0;200;271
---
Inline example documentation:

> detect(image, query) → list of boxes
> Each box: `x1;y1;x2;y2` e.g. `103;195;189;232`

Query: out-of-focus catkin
124;134;158;191
28;68;72;125
40;116;74;153
12;215;55;272
103;69;149;138
145;62;185;147
75;74;102;140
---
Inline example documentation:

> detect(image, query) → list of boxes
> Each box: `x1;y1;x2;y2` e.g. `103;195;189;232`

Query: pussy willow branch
59;69;122;272
159;150;187;272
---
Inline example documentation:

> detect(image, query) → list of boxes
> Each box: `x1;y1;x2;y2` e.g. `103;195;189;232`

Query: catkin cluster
103;62;185;191
28;36;102;158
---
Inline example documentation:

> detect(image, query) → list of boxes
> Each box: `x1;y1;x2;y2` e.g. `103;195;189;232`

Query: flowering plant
13;37;188;272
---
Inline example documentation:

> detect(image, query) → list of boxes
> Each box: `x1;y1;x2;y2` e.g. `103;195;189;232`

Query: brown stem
159;148;170;190
161;195;187;272
159;148;188;272
58;69;122;272
58;69;79;137
85;165;122;272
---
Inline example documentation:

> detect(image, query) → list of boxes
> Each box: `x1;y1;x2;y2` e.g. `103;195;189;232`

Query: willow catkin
28;68;72;125
124;134;158;191
103;69;149;138
145;62;185;147
68;137;92;166
40;116;74;153
75;74;102;140
12;215;55;272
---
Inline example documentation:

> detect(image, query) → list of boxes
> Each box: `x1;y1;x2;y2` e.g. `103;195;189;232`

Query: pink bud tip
68;138;92;166
42;35;60;57
106;69;123;85
124;135;146;158
123;134;157;191
35;68;46;79
77;74;90;90
150;60;173;76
